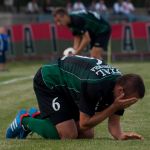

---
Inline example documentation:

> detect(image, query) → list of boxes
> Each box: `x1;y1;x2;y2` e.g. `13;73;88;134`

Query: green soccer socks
22;117;60;139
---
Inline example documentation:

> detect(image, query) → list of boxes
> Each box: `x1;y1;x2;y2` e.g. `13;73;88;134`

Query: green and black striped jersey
68;10;111;36
41;56;124;116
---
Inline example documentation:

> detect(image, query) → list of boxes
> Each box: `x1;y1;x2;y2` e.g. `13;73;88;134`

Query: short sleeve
114;109;125;116
79;82;101;116
70;15;87;36
72;28;83;36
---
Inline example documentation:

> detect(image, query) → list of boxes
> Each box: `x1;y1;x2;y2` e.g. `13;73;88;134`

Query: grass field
0;61;150;150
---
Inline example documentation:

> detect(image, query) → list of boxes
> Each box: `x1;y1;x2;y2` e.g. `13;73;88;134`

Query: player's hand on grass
121;132;144;140
113;93;138;110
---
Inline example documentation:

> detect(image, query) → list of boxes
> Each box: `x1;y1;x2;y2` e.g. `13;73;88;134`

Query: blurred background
0;1;150;146
1;0;150;64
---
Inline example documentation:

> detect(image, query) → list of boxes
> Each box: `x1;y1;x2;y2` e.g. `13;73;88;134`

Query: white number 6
52;97;60;111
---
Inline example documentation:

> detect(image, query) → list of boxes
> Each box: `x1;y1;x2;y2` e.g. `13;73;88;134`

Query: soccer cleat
18;107;40;139
28;107;40;118
6;109;29;139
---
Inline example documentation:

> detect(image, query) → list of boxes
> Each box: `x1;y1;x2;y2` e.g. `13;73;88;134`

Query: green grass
0;61;150;150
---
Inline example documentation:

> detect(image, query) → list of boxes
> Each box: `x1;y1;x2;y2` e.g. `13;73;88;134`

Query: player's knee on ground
56;120;78;139
78;129;94;139
59;129;78;139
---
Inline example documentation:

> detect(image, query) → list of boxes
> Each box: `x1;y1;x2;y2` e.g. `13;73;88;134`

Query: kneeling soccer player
6;55;145;140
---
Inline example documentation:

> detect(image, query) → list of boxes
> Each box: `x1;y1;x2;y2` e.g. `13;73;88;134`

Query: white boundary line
0;75;34;86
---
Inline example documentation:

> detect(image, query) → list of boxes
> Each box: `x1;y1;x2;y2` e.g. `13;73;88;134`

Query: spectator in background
0;27;8;72
4;0;14;12
113;0;136;22
73;0;86;11
122;0;136;22
66;0;73;13
95;0;109;20
95;0;107;13
26;0;39;14
43;0;52;14
113;0;124;15
122;0;135;14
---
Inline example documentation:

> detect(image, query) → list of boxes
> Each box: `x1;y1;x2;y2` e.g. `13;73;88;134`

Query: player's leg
75;121;94;139
20;113;78;139
68;101;94;139
56;119;78;139
6;108;60;139
6;68;79;140
33;68;78;139
90;47;103;59
90;29;111;59
73;35;82;50
47;96;79;139
21;117;60;139
54;98;80;139
78;128;94;139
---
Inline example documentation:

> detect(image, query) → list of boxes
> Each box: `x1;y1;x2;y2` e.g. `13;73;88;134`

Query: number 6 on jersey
52;97;60;111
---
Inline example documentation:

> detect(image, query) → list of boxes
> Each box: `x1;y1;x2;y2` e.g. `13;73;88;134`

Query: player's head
53;8;70;26
114;74;145;100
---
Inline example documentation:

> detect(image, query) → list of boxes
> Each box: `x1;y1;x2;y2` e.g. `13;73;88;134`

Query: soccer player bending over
6;56;145;140
53;8;111;59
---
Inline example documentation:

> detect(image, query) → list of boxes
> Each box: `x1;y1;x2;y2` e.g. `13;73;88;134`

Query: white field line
0;74;149;86
0;75;34;86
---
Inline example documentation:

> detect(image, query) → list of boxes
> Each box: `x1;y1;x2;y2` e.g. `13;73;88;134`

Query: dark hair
53;8;68;17
116;74;145;99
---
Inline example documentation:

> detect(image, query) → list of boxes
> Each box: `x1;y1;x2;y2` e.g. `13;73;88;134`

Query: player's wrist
74;49;80;55
110;103;119;112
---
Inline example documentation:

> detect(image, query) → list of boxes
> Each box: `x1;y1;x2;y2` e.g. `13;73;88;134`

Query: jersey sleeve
79;82;100;116
70;15;87;36
114;109;124;116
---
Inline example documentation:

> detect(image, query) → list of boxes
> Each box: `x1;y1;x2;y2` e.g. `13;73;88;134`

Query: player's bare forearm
73;36;81;50
108;114;124;140
79;104;118;131
79;94;137;131
75;32;91;55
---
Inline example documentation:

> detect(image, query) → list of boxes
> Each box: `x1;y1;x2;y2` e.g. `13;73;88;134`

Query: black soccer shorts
90;29;111;51
33;68;79;125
